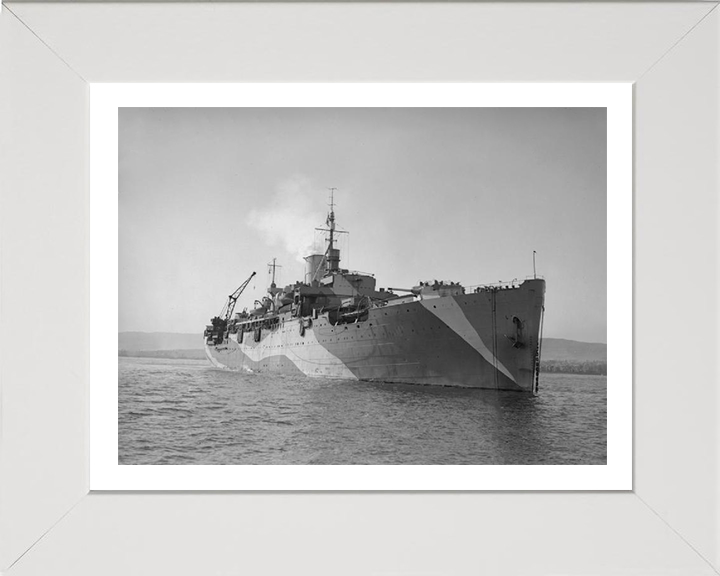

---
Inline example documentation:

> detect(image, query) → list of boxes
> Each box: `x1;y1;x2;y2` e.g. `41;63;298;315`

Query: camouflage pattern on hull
205;279;545;392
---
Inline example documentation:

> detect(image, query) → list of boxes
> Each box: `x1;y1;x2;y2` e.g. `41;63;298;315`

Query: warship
204;192;546;393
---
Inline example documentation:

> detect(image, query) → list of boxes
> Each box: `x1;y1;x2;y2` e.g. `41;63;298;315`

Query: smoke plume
246;176;327;263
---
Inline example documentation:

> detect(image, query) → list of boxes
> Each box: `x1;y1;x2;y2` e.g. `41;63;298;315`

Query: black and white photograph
119;106;607;466
6;3;719;573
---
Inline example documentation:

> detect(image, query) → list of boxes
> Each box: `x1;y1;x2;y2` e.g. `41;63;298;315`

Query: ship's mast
314;188;347;277
327;187;337;255
267;257;281;289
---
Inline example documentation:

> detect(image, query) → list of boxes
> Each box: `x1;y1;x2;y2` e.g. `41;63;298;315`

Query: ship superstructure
204;191;546;392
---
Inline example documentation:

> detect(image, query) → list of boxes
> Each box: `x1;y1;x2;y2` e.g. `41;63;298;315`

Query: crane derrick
220;271;257;324
206;271;256;343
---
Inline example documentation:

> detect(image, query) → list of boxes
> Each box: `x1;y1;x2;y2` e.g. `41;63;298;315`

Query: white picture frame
1;2;719;574
91;82;631;491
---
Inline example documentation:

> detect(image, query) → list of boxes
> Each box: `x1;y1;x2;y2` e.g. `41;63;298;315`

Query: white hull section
206;318;358;380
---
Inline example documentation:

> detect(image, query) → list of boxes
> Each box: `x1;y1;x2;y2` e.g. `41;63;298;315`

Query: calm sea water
119;357;606;465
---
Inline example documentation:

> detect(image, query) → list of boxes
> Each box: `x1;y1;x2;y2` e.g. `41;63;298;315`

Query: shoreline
118;350;607;376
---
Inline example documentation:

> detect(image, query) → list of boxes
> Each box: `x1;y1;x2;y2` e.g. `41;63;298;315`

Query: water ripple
119;357;606;465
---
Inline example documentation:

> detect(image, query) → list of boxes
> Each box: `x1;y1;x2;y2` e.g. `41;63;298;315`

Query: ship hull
206;279;545;392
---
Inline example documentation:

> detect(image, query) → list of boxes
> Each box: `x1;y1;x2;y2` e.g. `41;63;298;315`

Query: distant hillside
119;348;207;360
541;338;606;362
119;332;606;361
119;332;203;352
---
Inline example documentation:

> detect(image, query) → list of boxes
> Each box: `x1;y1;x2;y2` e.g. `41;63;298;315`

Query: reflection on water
119;357;606;465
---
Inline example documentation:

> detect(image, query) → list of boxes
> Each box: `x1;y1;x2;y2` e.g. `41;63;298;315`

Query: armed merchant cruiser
204;193;546;393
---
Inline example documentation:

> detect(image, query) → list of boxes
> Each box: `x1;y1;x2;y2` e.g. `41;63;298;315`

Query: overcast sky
119;107;607;343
